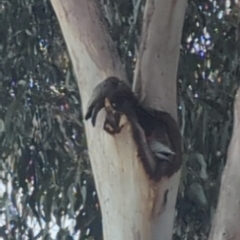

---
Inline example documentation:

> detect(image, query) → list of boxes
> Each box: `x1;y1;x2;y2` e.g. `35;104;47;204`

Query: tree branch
209;88;240;240
133;1;186;239
50;0;152;239
50;0;187;239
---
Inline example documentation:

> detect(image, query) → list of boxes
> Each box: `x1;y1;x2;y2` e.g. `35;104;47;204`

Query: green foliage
177;0;240;238
0;0;240;239
0;0;100;239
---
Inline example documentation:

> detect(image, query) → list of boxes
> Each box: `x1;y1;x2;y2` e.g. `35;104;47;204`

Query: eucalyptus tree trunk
208;89;240;240
50;1;187;239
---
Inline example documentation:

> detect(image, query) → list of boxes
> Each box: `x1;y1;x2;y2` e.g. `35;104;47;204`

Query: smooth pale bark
50;0;186;239
208;89;240;240
134;1;187;239
134;0;187;115
50;1;152;239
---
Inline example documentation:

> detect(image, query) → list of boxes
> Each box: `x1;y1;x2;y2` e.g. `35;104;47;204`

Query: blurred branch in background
209;87;240;240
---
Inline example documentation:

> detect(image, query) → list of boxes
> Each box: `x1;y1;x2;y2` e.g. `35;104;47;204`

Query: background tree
0;0;239;239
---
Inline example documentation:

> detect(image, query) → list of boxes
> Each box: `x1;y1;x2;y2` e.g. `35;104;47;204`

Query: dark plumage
85;77;135;126
85;77;182;180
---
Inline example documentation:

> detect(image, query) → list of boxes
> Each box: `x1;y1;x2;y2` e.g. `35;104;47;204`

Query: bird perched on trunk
85;77;182;180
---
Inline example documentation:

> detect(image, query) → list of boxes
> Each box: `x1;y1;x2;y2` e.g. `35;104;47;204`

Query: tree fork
50;0;187;239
